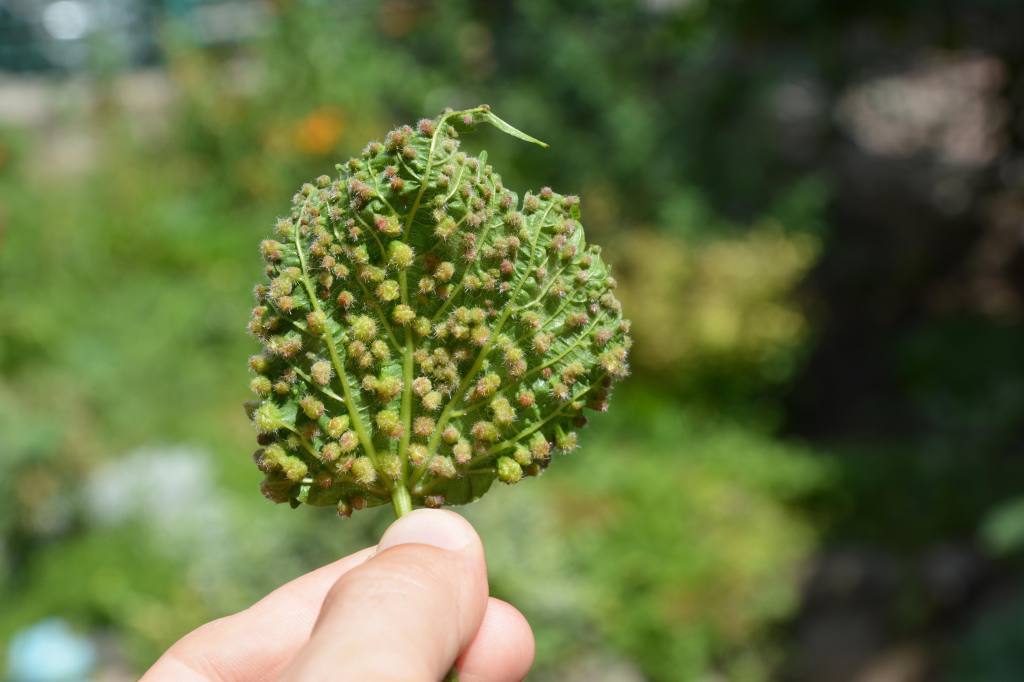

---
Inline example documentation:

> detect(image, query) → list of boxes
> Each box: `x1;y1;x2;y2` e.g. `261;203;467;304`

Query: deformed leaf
245;106;630;516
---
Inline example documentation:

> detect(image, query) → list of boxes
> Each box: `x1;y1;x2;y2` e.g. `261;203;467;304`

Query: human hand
141;510;535;681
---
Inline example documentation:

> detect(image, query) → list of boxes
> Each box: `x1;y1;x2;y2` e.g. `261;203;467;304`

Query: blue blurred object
0;0;267;72
6;619;96;682
0;0;154;71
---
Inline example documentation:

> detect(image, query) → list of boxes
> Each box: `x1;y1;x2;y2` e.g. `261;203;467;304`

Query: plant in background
245;106;630;519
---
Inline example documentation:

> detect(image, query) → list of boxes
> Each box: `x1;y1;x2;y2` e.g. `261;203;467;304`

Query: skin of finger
277;541;489;682
141;546;376;682
456;598;536;682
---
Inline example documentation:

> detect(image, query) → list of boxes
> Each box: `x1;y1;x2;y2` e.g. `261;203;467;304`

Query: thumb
277;509;488;682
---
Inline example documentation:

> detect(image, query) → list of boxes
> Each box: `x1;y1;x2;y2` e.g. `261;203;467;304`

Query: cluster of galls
245;106;630;516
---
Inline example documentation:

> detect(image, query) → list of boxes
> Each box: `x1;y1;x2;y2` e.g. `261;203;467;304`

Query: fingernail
378;509;474;552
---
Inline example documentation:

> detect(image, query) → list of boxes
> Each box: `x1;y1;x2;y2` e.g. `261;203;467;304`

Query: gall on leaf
245;107;629;516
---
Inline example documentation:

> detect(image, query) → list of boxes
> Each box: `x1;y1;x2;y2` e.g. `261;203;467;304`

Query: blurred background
1;1;1023;680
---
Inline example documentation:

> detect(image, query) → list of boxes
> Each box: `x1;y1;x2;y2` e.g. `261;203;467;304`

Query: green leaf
444;471;496;506
480;110;549;148
247;108;628;518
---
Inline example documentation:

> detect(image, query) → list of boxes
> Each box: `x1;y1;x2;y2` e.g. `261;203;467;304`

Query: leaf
246;108;629;517
444;471;496;506
480;111;549;148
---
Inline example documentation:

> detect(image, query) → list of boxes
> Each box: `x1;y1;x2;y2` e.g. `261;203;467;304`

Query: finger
141;546;376;682
277;509;489;682
456;598;535;682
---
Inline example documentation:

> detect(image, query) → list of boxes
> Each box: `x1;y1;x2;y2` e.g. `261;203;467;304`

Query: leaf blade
480;110;549;148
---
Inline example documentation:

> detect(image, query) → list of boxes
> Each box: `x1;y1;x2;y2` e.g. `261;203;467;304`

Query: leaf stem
391;485;412;518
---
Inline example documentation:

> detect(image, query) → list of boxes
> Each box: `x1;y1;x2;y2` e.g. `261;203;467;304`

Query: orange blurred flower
293;107;345;155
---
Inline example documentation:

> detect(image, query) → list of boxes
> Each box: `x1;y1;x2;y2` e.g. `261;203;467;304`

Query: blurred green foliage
0;103;824;675
950;594;1024;681
2;0;1023;679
